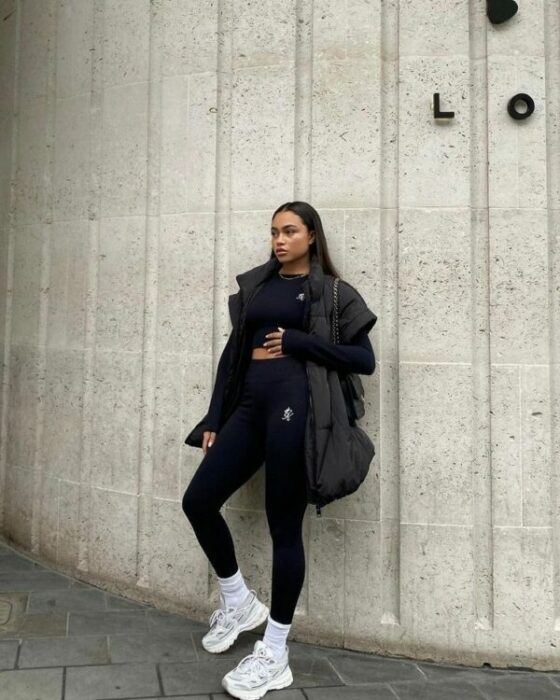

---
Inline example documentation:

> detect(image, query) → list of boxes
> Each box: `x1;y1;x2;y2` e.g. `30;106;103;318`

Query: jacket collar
235;253;325;300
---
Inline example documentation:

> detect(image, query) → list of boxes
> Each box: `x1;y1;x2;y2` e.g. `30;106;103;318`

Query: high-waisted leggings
181;355;309;624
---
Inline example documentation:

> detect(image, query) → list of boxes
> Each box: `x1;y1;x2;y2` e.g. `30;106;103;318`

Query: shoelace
208;591;255;630
236;647;275;680
208;606;235;630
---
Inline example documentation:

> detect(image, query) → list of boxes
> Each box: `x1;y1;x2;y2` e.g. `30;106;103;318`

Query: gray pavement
1;537;559;700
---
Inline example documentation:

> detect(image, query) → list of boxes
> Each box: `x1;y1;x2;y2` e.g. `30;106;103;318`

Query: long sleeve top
205;272;375;432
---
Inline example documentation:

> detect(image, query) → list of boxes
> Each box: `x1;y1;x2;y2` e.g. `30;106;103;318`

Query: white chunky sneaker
221;639;293;700
201;589;269;654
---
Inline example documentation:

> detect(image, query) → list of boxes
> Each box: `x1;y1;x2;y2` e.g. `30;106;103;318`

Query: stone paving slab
0;639;18;670
0;592;27;634
389;678;488;699
0;667;63;700
469;675;560;699
0;553;39;571
27;587;107;613
146;608;208;635
0;571;73;592
160;658;243;695
68;610;149;636
288;652;345;688
415;660;523;682
19;635;109;668
108;631;197;663
29;582;151;612
0;598;10;624
305;685;397;699
114;697;203;700
105;592;151;610
324;649;425;684
64;662;161;700
0;611;68;640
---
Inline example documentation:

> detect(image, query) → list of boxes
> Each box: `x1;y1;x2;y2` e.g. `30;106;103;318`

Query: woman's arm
281;327;375;375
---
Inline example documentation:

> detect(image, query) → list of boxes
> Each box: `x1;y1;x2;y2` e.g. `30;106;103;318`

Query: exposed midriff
251;347;287;360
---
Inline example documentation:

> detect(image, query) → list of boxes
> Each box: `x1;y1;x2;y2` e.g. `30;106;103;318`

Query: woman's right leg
182;387;265;578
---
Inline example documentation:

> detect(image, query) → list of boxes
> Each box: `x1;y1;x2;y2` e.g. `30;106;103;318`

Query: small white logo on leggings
282;407;294;422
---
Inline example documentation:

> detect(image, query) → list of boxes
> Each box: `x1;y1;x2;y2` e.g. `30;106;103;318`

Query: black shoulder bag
332;277;366;424
312;278;375;516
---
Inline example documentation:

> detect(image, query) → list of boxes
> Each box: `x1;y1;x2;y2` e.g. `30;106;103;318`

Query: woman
182;201;376;700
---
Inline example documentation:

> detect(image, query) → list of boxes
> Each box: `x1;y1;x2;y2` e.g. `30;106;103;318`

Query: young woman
182;201;376;700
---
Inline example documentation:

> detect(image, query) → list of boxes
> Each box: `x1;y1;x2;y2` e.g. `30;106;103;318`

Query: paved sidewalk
1;538;559;700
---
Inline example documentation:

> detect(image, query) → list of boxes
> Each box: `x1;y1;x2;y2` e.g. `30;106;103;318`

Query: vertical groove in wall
136;0;163;589
544;0;560;630
379;0;401;628
31;0;57;555
293;0;313;619
78;0;105;572
210;0;233;597
293;0;313;200
0;0;21;531
469;0;493;630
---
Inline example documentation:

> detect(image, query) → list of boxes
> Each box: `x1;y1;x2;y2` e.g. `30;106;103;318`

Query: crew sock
216;568;251;610
262;615;291;660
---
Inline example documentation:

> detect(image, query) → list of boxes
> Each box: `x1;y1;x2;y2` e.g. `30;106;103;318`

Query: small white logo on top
282;407;294;422
296;293;305;301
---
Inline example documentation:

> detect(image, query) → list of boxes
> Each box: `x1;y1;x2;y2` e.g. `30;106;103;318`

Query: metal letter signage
486;0;519;24
432;93;454;122
507;93;535;120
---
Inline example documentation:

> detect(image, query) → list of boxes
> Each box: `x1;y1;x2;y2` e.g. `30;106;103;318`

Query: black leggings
182;355;309;624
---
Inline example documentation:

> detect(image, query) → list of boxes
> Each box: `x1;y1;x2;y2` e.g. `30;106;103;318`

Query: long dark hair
269;201;341;279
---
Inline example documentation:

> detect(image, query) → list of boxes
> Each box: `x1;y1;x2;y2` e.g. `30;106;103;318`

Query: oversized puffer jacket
184;253;377;515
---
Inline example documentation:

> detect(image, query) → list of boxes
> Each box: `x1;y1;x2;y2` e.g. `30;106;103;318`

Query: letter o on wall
507;93;535;120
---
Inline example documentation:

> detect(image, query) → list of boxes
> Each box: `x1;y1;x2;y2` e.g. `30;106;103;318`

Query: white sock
263;615;291;659
217;568;251;609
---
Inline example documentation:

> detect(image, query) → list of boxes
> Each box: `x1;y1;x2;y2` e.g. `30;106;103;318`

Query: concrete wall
1;0;560;670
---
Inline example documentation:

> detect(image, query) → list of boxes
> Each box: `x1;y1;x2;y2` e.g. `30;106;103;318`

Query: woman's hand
202;430;216;455
264;327;286;356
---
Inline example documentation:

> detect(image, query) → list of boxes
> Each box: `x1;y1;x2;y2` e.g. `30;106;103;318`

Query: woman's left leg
221;357;308;697
262;359;309;626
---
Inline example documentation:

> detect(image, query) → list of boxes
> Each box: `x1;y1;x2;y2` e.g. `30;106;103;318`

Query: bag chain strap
332;277;340;344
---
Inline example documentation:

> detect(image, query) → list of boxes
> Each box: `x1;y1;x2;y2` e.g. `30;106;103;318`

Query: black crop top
246;272;308;348
204;272;376;432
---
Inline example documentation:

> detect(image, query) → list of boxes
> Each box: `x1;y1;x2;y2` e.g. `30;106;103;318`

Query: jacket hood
235;253;326;301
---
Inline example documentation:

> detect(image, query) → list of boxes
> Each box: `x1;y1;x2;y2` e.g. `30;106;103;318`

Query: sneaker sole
202;600;270;654
222;663;293;700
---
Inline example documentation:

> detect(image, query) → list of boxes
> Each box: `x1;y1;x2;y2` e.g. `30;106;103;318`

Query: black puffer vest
184;253;377;517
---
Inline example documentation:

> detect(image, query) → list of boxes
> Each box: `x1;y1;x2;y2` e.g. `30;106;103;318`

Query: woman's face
270;211;315;263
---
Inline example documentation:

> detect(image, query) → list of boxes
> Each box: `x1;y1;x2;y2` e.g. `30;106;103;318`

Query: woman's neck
279;259;310;275
280;267;309;275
